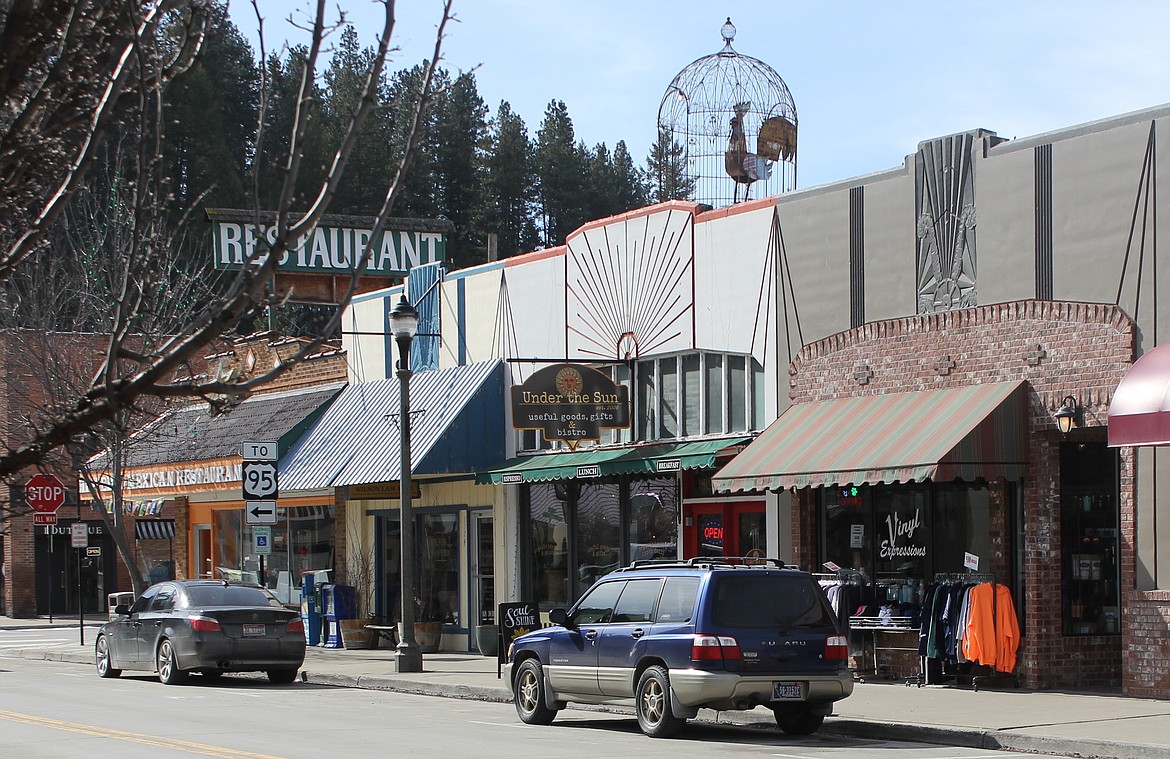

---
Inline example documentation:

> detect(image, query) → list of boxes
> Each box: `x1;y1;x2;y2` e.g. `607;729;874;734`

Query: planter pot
339;618;375;650
475;625;499;657
413;621;443;653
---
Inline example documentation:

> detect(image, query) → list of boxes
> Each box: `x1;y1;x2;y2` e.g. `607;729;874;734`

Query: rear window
710;574;835;629
182;585;284;608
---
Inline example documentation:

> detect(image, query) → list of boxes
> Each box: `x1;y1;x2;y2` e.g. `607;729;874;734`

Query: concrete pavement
3;615;1170;759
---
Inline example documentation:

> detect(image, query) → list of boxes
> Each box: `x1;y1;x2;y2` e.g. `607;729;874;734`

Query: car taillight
287;619;305;634
691;634;741;661
190;617;221;633
825;634;849;660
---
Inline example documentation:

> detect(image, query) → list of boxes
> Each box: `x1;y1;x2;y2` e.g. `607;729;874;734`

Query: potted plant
338;520;377;649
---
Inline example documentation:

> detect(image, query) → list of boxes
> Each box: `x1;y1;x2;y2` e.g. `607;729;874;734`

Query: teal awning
475;437;751;485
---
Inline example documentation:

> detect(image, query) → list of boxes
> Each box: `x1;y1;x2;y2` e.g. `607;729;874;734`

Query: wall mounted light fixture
1055;395;1081;434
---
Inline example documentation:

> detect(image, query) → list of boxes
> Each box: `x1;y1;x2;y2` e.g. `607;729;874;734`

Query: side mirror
548;607;571;628
114;604;131;616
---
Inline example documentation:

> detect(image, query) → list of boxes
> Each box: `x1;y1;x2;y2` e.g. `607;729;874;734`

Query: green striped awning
711;382;1028;493
476;437;751;485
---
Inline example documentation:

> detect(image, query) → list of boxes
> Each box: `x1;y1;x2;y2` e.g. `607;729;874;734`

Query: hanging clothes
961;582;1021;672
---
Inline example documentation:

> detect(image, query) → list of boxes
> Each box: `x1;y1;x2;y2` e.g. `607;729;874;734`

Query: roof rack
618;556;793;572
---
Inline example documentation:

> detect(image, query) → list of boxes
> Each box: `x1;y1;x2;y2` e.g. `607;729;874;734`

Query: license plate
772;681;803;700
243;624;265;636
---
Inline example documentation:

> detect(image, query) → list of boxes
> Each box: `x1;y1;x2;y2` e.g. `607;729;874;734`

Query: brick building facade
782;300;1136;690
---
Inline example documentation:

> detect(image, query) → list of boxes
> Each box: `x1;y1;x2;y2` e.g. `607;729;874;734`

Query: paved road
0;657;1074;759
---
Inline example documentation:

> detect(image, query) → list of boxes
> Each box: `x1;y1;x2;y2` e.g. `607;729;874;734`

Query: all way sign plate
245;500;277;525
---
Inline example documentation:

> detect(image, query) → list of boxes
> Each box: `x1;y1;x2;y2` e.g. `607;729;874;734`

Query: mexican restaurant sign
511;363;630;448
207;208;448;277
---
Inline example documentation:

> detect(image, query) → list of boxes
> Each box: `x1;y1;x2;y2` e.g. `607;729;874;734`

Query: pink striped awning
712;381;1028;493
1108;343;1170;447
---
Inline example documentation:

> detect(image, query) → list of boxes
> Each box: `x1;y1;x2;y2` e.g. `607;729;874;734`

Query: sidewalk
3;615;1170;759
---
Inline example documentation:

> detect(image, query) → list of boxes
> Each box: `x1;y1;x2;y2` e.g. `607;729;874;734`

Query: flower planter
475;624;499;657
339;618;374;649
414;621;443;653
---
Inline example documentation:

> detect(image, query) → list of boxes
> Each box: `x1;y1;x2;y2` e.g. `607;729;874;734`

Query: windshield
710;574;836;629
183;585;284;608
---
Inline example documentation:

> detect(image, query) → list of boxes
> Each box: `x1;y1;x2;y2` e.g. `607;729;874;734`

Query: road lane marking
0;710;284;758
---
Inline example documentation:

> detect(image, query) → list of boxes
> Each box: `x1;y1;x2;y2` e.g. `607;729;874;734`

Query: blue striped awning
280;360;506;490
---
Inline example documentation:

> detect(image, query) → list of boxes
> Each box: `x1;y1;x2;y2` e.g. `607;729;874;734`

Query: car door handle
583;629;598;640
630;628;645;639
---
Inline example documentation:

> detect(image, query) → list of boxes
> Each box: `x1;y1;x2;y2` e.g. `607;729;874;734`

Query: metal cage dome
657;18;798;208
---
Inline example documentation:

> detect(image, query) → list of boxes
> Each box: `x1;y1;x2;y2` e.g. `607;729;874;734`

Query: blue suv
506;558;853;738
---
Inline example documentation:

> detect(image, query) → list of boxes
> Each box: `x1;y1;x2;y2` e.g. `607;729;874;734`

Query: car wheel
772;705;825;735
513;659;557;725
635;665;686;738
267;668;298;684
95;635;121;678
156;639;187;685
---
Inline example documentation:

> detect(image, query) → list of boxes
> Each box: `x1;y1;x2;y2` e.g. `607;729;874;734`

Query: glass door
471;511;494;650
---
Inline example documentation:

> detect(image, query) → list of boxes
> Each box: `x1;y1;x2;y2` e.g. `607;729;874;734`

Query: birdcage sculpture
657;18;798;208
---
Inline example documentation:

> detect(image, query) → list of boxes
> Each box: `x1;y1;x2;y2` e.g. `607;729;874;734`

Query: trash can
320;584;356;649
107;592;134;620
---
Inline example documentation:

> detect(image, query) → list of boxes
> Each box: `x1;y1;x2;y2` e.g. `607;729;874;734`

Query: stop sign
25;473;66;513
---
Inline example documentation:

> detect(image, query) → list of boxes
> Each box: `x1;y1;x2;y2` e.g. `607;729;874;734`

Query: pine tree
645;127;696;203
432;72;488;267
321;26;394;215
163;6;258;209
534;100;588;247
482;101;538;259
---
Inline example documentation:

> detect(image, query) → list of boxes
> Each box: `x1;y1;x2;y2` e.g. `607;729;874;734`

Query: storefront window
576;482;622;589
630;481;678;561
418;512;459;625
820;481;1007;605
524;477;680;609
212;506;334;603
1060;442;1120;636
529;483;570;608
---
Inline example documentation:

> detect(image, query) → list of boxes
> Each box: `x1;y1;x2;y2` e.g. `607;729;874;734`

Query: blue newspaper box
321;584;356;648
300;570;329;646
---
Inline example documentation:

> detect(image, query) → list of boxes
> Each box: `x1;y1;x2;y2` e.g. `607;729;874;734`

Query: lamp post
390;295;423;673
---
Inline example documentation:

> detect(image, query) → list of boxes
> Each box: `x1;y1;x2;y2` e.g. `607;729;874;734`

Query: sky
230;1;1170;190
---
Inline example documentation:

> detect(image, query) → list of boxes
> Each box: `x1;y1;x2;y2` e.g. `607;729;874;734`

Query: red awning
1108;343;1170;447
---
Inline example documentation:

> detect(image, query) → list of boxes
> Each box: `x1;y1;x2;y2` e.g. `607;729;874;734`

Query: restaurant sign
511;363;630;448
209;211;446;277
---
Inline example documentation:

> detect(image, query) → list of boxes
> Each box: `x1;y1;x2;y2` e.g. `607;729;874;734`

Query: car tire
635;666;686;738
772;705;825;735
267;668;298;684
95;635;121;678
513;659;558;725
156;639;187;685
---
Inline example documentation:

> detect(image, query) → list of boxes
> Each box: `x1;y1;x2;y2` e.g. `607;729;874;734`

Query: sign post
242;443;279;586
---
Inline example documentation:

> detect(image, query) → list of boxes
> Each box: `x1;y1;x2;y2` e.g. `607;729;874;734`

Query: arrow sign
245;500;277;525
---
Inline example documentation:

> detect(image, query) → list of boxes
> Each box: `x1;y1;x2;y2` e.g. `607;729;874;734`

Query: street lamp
389;294;422;673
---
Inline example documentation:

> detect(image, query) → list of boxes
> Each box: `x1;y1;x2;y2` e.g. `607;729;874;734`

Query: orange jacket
961;583;1021;672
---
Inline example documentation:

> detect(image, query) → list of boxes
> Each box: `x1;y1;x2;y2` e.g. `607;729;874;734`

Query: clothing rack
921;572;1020;691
